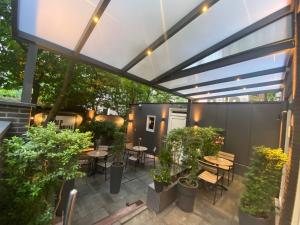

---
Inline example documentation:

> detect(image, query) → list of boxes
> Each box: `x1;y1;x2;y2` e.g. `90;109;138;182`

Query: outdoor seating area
1;1;300;225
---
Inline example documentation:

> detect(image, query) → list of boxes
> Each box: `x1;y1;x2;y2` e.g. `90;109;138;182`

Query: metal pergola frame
12;0;295;102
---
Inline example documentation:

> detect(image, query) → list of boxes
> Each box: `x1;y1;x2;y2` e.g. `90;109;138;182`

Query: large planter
153;180;164;192
238;208;274;225
176;177;198;212
56;179;75;217
110;161;124;194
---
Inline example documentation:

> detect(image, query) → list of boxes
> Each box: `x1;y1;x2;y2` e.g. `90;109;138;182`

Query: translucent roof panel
190;84;283;99
128;0;290;81
160;51;289;90
18;0;100;50
81;0;204;69
184;15;292;69
179;73;285;95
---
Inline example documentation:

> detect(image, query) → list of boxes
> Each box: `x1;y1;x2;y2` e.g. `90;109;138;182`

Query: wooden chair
97;153;114;181
144;146;157;167
97;145;109;151
218;151;235;185
198;160;224;204
78;154;91;174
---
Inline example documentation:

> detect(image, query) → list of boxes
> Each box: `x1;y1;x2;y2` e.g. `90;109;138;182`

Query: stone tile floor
73;164;244;225
72;164;153;225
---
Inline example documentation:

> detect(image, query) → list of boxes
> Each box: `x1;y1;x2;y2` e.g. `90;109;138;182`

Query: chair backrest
153;147;157;154
97;145;109;151
218;151;235;162
126;142;133;150
199;160;219;176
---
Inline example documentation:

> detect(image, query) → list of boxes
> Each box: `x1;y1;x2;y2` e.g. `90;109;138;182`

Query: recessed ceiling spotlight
207;92;210;95
243;87;247;90
146;49;152;56
202;5;208;13
195;85;198;88
93;16;99;23
236;77;240;81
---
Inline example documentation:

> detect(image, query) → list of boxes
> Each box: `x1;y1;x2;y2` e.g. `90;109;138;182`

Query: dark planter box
239;208;274;225
110;162;124;194
176;178;198;212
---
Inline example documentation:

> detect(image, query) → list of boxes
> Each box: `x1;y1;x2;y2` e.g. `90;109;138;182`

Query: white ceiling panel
179;73;285;95
184;15;292;69
190;84;283;99
160;51;289;90
18;0;100;50
129;0;290;80
81;0;204;69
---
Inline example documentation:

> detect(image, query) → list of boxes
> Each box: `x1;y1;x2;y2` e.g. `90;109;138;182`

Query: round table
82;147;94;152
204;156;233;167
86;150;108;176
132;146;148;152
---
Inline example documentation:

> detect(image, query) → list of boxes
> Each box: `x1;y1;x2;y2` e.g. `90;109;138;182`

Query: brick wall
0;101;34;137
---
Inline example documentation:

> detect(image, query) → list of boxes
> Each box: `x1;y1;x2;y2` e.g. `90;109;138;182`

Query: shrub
150;167;171;184
0;123;92;225
240;146;288;218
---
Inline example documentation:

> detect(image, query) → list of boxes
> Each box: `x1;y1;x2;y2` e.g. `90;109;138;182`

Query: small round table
132;146;148;164
204;156;233;167
86;150;108;175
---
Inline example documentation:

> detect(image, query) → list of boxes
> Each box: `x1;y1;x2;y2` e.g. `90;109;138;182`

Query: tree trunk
31;72;45;104
44;61;75;125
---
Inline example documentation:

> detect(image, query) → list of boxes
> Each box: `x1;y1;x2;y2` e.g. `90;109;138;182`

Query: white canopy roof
14;0;293;100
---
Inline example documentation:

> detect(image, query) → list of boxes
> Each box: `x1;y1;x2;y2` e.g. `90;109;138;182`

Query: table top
86;150;108;158
204;156;233;167
82;147;94;152
132;146;148;152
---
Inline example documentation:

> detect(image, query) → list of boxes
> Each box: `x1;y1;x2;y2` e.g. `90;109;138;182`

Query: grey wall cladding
0;101;33;137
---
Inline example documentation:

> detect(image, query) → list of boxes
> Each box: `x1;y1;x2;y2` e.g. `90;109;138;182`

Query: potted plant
150;167;171;192
239;146;287;225
0;123;92;225
110;131;125;194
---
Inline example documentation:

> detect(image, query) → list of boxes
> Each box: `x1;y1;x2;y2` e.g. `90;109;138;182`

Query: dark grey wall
128;102;283;173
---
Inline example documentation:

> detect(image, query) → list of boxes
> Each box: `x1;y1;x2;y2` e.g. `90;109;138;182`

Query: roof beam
192;88;283;100
156;38;294;84
152;6;292;84
171;67;286;92
75;0;111;52
122;0;220;71
184;80;283;97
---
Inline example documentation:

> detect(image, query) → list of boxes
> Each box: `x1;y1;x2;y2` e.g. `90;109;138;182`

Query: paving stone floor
73;164;244;225
72;164;153;225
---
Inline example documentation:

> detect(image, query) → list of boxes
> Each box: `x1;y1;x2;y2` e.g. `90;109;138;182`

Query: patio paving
73;163;244;225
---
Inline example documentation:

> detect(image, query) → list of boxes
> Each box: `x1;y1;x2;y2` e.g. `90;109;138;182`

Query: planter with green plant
239;146;287;225
110;131;125;194
0;123;92;225
150;167;171;192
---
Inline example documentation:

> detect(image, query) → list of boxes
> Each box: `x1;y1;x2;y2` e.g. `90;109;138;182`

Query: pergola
13;0;293;102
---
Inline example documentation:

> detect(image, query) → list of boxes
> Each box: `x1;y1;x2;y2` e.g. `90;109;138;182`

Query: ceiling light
195;85;198;88
93;16;99;23
202;5;208;13
243;87;247;90
207;92;210;95
146;49;152;56
236;77;240;81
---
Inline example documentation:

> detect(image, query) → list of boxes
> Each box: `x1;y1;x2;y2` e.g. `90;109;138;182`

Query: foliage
0;88;21;100
240;146;288;218
165;127;223;186
150;167;171;184
111;131;125;162
0;123;92;225
80;120;117;145
159;145;173;167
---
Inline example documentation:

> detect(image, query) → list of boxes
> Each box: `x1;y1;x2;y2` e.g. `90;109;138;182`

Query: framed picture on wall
146;115;156;132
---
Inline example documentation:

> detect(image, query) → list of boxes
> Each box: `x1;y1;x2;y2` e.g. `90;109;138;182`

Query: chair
97;153;114;181
97;145;109;151
78;154;91;174
144;146;157;167
218;151;235;185
125;149;139;171
198;160;224;204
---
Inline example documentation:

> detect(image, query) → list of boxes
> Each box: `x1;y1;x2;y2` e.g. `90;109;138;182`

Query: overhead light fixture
243;87;247;90
195;85;198;88
236;77;240;81
207;92;210;95
201;5;208;13
93;16;99;23
146;49;152;56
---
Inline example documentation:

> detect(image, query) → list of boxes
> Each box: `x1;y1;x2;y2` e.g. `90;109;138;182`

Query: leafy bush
150;167;171;184
240;146;287;218
111;131;125;162
0;123;92;225
80;120;116;145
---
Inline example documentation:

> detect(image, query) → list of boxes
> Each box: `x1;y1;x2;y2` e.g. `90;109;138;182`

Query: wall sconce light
138;104;142;110
194;121;200;127
161;117;166;122
128;113;134;122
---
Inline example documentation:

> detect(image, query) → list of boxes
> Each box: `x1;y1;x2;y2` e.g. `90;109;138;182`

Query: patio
0;0;300;225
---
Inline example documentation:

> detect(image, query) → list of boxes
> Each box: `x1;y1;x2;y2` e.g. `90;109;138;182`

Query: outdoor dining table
86;150;108;176
132;146;148;164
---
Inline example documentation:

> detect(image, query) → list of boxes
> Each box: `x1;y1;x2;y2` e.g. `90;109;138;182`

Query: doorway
167;108;187;134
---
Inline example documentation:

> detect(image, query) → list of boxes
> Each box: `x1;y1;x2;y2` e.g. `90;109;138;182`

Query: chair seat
97;161;113;168
79;159;89;165
128;156;138;161
219;165;230;171
198;171;222;184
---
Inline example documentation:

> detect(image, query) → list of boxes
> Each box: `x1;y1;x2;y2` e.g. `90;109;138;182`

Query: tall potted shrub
0;123;92;225
110;131;125;194
239;146;287;225
150;167;171;192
